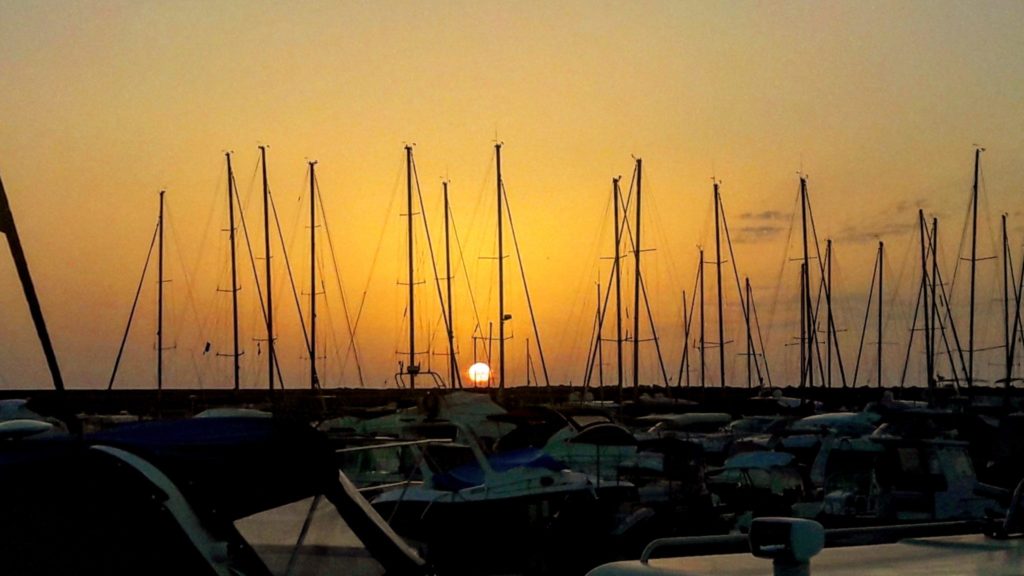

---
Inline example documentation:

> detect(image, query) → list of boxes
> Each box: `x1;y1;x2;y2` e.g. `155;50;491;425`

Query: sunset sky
1;0;1023;392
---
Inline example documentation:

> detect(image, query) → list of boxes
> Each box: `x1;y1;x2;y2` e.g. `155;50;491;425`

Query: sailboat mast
968;147;982;388
920;210;934;392
826;240;833;389
699;247;706;389
714;182;726;388
682;289;691;388
527;338;534;387
405;146;417;390
633;158;642;391
745;277;753;389
226;153;241;391
1004;214;1011;392
613;177;624;398
496;143;506;390
444;180;457;388
878;241;884;387
932;217;941;384
0;172;65;392
260;146;275;392
158;190;165;393
309;161;319;390
596;282;603;393
1009;217;1024;393
800;262;807;389
800;177;814;388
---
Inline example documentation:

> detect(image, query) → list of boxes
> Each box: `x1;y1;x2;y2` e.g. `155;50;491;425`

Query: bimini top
0;416;427;576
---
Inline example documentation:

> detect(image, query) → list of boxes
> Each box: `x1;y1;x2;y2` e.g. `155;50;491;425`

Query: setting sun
468;363;491;387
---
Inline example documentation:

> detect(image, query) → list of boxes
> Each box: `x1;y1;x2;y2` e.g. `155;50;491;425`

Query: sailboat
368;416;633;574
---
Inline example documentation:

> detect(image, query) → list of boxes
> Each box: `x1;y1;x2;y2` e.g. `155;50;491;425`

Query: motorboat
0;416;428;576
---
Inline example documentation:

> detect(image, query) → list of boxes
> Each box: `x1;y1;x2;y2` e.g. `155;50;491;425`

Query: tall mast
920;210;934;393
968;147;982;389
158;190;165;393
0;172;65;391
800;177;814;389
699;247;706;389
309;160;320;390
260;146;275;392
226;153;241;391
745;277;753;389
825;240;833;389
800;262;807;389
713;182;726;388
633;157;642;391
527;338;534;387
596;282;603;393
613;177;624;399
405;146;417;389
1009;217;1024;394
1004;214;1011;392
496;143;506;390
682;289;691;388
444;179;457;388
933;218;944;385
878;241;884;387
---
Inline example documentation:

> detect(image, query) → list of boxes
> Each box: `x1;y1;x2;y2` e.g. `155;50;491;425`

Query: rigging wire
450;201;487;360
613;164;670;388
719;194;768;388
502;179;551;386
268;167;313;367
350;160;404;377
314;170;366;387
411;154;461;387
166;203;210;389
108;216;160;390
231;159;277;389
764;187;803;385
852;247;880;387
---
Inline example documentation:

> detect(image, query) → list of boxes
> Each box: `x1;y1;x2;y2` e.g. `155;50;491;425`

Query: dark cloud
739;210;788;222
834;221;915;244
732;224;785;243
832;197;928;243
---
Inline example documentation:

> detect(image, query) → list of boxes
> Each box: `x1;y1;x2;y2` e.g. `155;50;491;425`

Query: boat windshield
235;495;386;576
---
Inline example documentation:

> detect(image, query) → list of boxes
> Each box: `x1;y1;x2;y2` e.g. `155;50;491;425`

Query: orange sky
1;0;1023;391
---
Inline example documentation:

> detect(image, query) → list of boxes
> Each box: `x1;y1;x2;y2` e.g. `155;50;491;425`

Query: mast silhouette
309;160;320;390
225;153;241;391
1003;214;1010;393
745;278;753;389
260;146;275;392
878;241;884;387
613;176;624;398
1008;215;1024;394
825;240;833;388
405;146;418;389
444;180;458;388
800;262;807;389
633;158;642;391
800;177;814;388
681;289;691;388
968;147;982;389
713;182;726;388
496;143;506;390
920;210;934;393
158;190;165;393
0;171;65;392
699;247;706;388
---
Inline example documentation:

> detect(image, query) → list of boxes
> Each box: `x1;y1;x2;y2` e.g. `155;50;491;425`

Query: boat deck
590;533;1024;576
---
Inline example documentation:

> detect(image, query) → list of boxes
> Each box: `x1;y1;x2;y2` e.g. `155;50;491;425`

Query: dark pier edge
2;384;1022;425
